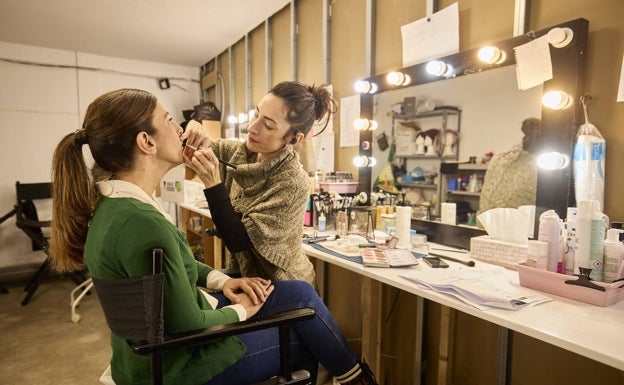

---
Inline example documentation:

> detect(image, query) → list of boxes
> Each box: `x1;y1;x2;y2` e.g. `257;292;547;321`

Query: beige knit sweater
212;139;315;285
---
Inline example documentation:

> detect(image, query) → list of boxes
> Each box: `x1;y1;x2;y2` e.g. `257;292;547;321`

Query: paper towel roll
395;206;412;249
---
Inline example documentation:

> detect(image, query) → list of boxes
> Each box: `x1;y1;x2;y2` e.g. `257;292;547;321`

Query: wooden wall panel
271;5;292;84
297;0;323;84
250;23;267;106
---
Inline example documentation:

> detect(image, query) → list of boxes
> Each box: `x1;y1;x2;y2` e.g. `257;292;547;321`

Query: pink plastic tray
517;262;624;307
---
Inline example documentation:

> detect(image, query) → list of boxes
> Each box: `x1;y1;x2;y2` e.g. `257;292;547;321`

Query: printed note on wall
401;2;459;67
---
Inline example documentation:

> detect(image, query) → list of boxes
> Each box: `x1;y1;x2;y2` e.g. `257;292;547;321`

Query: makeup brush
183;141;237;169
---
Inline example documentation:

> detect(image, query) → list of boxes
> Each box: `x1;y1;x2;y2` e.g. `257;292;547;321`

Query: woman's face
151;102;184;166
246;93;292;161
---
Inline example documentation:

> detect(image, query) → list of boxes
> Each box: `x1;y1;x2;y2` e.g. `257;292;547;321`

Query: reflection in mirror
371;65;542;217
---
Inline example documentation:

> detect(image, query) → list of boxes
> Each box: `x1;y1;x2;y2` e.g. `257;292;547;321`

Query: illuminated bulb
547;27;573;48
542;91;573;109
368;157;377;167
537;152;569;170
386;71;412;86
353;118;378;131
248;109;257;120
426;60;449;77
227;115;237;124
354;80;377;94
478;46;506;64
353;155;369;167
238;112;248;123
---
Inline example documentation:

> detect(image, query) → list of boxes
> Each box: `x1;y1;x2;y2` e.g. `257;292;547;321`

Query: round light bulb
426;60;447;76
368;157;377;167
353;156;369;167
227;115;237;124
547;27;573;48
537;152;569;170
353;118;369;130
354;80;371;93
238;112;248;123
478;46;506;64
542;91;572;109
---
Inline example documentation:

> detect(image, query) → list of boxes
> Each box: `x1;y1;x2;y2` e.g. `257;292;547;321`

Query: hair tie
74;128;87;146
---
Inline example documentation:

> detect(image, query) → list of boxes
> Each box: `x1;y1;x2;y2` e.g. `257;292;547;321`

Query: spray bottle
603;228;624;282
574;200;605;281
537;210;561;272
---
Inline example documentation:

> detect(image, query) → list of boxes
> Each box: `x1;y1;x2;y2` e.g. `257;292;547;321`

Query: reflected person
478;117;541;214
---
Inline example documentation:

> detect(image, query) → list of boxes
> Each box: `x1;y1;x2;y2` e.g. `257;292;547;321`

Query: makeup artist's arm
203;184;253;253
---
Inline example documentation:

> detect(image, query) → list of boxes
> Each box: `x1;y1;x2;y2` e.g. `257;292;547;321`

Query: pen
183;142;238;169
428;252;476;267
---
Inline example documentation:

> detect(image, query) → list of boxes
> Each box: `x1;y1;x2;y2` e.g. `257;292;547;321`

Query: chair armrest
17;217;51;229
132;307;315;355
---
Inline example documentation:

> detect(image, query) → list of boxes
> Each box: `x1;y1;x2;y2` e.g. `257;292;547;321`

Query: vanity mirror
355;18;588;244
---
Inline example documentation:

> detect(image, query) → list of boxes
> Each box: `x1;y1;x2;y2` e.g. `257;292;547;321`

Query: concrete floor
0;276;335;385
0;276;111;384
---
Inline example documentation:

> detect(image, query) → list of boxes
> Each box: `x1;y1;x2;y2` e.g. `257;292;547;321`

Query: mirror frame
356;18;588;242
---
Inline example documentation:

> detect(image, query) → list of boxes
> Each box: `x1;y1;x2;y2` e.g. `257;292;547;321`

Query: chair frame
94;248;315;385
14;181;53;305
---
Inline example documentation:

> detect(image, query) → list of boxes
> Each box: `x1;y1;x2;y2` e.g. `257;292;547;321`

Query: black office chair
14;181;54;305
92;248;315;385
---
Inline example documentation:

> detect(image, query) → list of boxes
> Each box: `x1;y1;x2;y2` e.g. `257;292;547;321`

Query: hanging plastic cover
573;96;606;211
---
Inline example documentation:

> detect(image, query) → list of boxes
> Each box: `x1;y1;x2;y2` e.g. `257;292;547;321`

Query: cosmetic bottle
575;200;605;281
603;228;624;282
564;207;577;275
538;210;561;272
318;213;326;232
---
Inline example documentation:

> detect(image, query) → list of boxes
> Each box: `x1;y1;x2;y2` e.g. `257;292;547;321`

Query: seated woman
183;81;337;286
49;88;377;385
478;117;541;214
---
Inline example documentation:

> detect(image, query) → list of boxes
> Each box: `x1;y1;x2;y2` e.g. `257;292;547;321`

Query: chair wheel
71;313;81;323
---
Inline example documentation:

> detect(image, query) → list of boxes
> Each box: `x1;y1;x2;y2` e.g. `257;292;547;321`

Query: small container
527;240;549;269
380;213;396;234
318;213;326;232
336;211;348;237
411;233;428;251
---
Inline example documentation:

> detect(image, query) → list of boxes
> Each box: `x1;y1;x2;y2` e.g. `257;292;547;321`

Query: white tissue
477;207;530;245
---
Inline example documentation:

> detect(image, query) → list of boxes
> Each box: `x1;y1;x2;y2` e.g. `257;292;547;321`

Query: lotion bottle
603;228;624;282
538;210;561;272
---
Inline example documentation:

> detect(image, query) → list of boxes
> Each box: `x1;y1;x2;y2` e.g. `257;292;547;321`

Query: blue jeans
204;280;358;385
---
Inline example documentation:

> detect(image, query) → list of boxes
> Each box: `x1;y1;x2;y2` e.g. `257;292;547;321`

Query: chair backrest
15;181;53;251
92;249;165;344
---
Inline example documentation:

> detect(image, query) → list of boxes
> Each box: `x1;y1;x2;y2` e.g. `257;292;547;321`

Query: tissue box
160;165;206;203
469;235;527;270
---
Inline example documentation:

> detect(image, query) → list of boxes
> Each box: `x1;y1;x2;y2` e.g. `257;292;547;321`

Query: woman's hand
223;277;273;305
223;277;274;318
181;120;222;188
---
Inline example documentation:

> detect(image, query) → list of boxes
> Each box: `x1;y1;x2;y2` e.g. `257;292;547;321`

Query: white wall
0;41;201;276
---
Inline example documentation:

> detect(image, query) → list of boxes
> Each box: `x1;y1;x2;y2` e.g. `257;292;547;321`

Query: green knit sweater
86;197;245;385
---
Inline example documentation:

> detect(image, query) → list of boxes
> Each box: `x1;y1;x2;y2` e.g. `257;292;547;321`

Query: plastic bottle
537;210;561;272
574;200;605;281
564;207;577;275
603;228;624;282
527;240;549;270
573;132;606;212
318;212;326;232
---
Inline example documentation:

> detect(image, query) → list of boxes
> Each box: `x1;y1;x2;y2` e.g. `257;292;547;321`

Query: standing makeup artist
184;81;337;285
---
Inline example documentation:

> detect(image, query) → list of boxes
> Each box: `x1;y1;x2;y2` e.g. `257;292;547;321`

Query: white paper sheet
401;2;459;67
339;94;360;148
400;265;552;311
514;35;553;90
617;54;624;102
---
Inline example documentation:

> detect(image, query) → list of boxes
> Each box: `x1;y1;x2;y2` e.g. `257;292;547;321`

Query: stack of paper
400;266;552;311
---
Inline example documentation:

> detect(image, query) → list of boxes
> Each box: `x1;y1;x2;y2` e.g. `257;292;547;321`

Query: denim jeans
204;280;358;385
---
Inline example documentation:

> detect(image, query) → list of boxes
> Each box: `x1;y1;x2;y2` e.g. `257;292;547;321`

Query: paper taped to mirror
470;235;528;270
